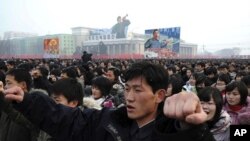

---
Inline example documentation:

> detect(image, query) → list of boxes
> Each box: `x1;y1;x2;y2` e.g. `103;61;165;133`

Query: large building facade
0;34;75;58
0;27;197;59
179;42;198;58
3;31;38;40
83;35;145;59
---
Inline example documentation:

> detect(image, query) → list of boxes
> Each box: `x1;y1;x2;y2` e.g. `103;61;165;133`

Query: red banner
44;38;59;55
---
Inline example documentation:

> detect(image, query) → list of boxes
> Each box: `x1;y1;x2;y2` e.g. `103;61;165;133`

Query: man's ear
68;100;79;108
155;89;166;103
19;81;27;91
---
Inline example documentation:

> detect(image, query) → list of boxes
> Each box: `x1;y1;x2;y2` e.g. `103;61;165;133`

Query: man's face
5;75;24;91
106;70;115;82
188;75;196;86
216;80;226;92
186;70;192;77
125;76;161;126
60;73;69;79
218;68;228;74
153;31;159;39
195;65;203;72
31;69;42;79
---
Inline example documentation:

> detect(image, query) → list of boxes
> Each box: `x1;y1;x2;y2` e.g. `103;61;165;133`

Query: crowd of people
0;58;249;141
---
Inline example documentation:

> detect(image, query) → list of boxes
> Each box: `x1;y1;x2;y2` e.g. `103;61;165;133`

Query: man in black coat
4;61;215;141
0;69;39;141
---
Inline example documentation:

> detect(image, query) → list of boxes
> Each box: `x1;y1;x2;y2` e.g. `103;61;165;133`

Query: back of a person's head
17;62;34;72
205;66;217;75
6;60;15;66
93;67;105;76
198;87;222;128
6;68;32;91
195;73;206;86
197;61;205;68
124;61;168;93
241;75;250;87
191;73;205;82
218;64;229;70
91;76;112;97
37;66;49;78
0;61;7;72
169;74;183;94
52;78;83;106
49;63;60;71
61;66;78;78
226;81;248;105
236;71;247;78
50;69;61;77
167;65;176;73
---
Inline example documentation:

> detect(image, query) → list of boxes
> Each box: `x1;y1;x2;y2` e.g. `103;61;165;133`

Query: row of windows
89;34;116;40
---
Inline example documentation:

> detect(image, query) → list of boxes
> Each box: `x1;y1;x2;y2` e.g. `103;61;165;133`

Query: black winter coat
13;91;215;141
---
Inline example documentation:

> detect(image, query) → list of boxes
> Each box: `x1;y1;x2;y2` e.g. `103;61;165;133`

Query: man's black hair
6;68;32;91
152;29;159;34
124;61;168;94
52;78;84;106
108;67;121;83
217;73;231;85
61;67;78;78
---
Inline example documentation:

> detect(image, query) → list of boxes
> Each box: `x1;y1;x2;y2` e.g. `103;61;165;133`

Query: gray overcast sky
1;0;250;53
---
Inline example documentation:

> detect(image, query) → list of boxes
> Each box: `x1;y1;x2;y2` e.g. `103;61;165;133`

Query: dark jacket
13;91;215;141
0;90;53;141
0;94;39;141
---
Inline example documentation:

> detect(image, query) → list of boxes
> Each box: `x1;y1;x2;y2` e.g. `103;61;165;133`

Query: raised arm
4;86;97;140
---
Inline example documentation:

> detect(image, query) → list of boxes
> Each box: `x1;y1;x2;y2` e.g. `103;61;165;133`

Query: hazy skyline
1;0;250;53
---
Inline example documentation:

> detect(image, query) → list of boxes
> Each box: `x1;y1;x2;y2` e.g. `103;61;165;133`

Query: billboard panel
145;27;181;57
43;38;59;58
